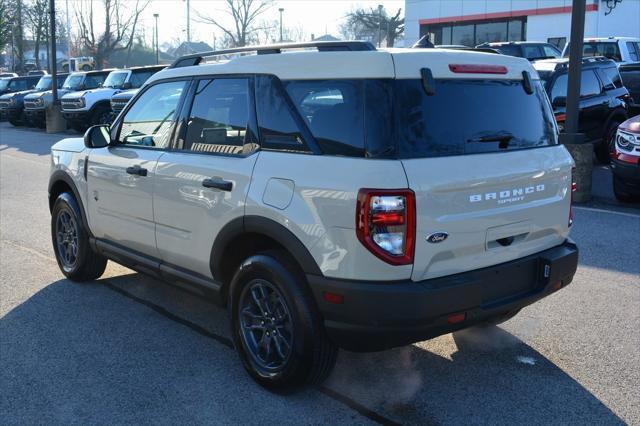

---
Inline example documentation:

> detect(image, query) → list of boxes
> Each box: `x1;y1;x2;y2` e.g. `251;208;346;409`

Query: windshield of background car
565;42;622;61
0;79;9;90
35;76;52;91
103;72;129;89
62;75;83;90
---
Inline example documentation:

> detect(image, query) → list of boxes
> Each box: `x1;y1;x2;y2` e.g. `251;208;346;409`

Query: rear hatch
391;51;574;281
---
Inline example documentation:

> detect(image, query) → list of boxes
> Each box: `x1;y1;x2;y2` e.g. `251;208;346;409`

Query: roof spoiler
168;41;377;69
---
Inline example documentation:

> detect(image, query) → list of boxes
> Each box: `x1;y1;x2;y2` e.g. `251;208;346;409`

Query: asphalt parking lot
1;122;639;425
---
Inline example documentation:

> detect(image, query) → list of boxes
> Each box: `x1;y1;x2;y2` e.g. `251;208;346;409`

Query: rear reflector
447;313;466;324
323;292;344;304
449;64;508;74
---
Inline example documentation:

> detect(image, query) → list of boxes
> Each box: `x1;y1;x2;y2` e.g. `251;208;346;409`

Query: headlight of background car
35;98;45;106
8;97;16;106
617;131;636;150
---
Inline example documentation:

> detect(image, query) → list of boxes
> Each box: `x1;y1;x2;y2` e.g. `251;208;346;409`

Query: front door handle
202;177;233;191
126;165;148;176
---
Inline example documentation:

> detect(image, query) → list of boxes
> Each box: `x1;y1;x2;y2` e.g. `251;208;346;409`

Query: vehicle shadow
0;272;625;425
0;122;78;157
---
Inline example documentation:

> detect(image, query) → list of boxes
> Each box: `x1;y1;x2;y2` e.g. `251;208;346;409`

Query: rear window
565;42;622;61
395;79;557;158
494;45;521;57
273;78;556;159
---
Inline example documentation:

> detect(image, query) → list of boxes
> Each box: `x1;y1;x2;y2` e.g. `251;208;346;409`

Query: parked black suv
477;41;561;60
0;74;68;126
619;62;640;116
0;75;40;96
533;57;630;163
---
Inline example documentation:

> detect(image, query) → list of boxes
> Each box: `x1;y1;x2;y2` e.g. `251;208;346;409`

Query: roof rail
169;41;376;68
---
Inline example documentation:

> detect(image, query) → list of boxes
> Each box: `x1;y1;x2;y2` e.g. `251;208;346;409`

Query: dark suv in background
532;57;630;163
619;62;640;115
477;41;561;60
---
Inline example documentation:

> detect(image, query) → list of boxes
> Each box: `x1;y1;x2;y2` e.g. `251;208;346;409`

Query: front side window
35;76;52;91
129;70;156;88
118;81;186;149
103;71;129;89
182;78;254;155
84;74;107;89
8;79;28;91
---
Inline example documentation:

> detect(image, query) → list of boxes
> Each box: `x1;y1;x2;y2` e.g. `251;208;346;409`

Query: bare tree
196;0;273;47
0;0;13;54
75;0;150;67
25;0;48;69
344;7;404;47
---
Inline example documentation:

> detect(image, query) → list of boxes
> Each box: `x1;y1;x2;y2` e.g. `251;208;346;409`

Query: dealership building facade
405;0;640;49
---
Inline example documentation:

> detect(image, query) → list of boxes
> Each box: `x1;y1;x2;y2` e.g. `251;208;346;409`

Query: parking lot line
573;206;640;218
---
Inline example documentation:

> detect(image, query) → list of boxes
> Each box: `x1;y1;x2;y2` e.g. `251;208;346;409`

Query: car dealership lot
1;122;638;425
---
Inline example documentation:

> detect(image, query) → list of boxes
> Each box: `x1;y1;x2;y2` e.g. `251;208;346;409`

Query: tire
229;250;337;392
51;192;107;281
91;106;112;126
613;176;637;203
81;64;91;71
62;64;69;72
596;120;621;164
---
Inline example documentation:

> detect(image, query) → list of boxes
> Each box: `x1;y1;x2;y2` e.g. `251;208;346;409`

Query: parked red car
611;115;640;202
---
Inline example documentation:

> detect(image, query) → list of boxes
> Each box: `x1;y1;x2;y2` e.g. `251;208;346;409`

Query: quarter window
580;70;602;97
117;80;186;149
627;42;639;62
182;78;254;155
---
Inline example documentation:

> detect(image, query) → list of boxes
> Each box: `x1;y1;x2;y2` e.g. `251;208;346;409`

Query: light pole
377;5;384;47
186;0;191;50
278;8;284;42
153;13;159;64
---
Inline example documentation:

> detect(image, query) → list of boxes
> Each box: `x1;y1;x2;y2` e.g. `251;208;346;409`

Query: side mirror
84;124;111;148
552;96;567;108
121;82;132;90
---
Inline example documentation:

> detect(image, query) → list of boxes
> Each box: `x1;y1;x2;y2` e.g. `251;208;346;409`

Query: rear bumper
309;240;578;352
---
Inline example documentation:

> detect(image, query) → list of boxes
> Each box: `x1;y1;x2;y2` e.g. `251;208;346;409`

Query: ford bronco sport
49;41;579;391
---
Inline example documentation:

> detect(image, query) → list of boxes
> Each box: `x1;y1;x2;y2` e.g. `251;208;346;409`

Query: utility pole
65;0;71;59
562;0;591;202
49;0;58;103
377;5;383;48
186;0;191;52
154;13;159;64
279;8;284;42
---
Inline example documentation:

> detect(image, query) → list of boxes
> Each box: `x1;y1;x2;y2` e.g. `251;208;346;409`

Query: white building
405;0;640;50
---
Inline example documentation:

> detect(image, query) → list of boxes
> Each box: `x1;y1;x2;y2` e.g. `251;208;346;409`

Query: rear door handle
126;165;148;176
202;177;233;191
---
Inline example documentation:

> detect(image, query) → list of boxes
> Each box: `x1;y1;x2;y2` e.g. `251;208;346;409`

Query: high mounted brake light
448;64;508;74
356;189;415;265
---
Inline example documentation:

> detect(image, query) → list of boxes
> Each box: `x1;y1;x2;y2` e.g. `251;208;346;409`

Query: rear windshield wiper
467;133;515;149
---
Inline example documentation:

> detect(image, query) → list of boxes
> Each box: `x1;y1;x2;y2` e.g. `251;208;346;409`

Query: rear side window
183;78;254;155
550;70;602;100
284;80;365;157
599;66;624;89
255;76;309;152
395;79;557;158
627;42;640;62
521;45;543;59
566;42;622;61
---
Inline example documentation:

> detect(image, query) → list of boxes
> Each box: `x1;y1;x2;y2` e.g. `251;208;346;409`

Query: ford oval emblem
426;232;448;243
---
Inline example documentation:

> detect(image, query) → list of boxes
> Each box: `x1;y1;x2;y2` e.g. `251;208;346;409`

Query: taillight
569;167;576;227
356;189;415;265
555;113;566;123
448;64;508;74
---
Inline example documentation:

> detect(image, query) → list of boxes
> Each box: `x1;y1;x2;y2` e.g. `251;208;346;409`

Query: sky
131;0;406;47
